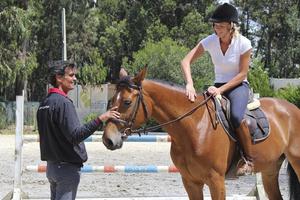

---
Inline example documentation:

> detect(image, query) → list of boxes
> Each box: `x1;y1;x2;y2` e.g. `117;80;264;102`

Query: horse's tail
288;162;300;200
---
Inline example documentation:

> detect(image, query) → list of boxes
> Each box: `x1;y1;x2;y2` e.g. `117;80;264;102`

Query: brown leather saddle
212;94;270;144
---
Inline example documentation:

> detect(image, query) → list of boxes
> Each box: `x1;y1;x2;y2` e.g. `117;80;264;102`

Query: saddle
212;93;270;144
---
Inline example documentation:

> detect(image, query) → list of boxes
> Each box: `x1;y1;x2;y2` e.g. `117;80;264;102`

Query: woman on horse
181;3;253;176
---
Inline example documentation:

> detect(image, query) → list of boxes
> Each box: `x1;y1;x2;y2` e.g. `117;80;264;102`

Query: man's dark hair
48;60;76;87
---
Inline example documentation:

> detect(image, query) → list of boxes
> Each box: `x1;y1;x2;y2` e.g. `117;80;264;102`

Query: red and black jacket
37;88;102;165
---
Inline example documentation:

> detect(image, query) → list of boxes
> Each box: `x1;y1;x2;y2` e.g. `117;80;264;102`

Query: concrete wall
269;78;300;90
68;83;115;123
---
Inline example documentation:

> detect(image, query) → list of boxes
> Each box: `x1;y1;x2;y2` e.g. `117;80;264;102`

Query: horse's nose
102;134;123;150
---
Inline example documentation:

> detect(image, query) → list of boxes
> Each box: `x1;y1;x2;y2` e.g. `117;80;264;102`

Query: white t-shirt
200;33;252;83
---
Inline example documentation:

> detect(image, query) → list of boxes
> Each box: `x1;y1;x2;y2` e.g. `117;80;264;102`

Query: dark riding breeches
215;82;250;129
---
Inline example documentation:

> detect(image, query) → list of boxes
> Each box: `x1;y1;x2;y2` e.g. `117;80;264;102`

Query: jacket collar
48;88;67;97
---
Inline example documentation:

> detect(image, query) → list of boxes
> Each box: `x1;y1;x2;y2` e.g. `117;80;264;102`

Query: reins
111;80;214;136
130;93;213;135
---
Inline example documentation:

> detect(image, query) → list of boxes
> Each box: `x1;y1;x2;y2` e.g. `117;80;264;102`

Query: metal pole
62;8;67;61
93;0;97;8
12;90;24;200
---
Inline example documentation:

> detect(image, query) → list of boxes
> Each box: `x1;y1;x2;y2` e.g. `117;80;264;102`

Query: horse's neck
143;80;206;133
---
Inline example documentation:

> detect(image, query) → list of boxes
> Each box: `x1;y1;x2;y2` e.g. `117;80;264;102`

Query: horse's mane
145;79;187;95
149;79;185;90
117;76;185;92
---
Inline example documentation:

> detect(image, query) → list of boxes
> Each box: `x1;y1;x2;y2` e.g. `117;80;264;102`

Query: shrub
248;59;274;97
84;112;98;123
0;103;7;129
274;85;300;108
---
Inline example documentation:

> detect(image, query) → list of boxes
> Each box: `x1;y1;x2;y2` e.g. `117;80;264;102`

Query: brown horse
102;68;300;200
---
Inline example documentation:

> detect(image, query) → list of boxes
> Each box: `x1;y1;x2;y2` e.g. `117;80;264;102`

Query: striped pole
24;135;172;143
25;164;179;173
74;196;256;200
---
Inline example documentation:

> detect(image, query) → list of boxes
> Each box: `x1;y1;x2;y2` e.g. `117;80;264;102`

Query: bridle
108;79;216;137
108;80;149;136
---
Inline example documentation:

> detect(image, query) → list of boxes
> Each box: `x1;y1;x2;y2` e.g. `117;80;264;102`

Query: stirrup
236;158;254;176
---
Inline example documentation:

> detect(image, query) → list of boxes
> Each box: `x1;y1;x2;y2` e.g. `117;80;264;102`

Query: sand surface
0;135;289;199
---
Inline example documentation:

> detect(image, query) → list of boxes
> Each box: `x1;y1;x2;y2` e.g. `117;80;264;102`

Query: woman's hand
185;83;197;102
98;106;120;122
207;86;221;96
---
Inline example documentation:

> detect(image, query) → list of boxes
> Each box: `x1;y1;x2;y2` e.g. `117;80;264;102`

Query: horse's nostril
106;138;114;147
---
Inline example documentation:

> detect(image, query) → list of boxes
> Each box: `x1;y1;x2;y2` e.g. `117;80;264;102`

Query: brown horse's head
103;68;150;150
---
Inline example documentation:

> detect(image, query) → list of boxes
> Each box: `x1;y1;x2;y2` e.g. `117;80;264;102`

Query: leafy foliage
274;86;300;108
123;38;188;84
248;58;274;97
171;9;211;48
0;0;299;102
234;0;300;78
83;112;98;123
0;5;38;99
0;103;7;129
123;37;213;91
76;49;107;86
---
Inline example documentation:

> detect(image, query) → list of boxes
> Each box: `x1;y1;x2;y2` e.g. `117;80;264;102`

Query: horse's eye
124;99;132;106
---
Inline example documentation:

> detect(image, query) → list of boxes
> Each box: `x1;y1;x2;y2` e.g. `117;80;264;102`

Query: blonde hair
231;22;240;37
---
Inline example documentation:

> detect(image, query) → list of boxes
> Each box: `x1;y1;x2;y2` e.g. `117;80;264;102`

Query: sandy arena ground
0;134;290;199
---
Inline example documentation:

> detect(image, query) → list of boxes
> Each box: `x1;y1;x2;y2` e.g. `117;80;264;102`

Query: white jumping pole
12;91;24;200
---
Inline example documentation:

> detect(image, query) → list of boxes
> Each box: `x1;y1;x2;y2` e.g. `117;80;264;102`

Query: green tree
248;58;274;97
144;19;170;43
234;0;300;78
1;0;252;103
171;9;211;48
123;38;213;91
123;38;187;84
274;86;300;108
76;49;107;86
0;1;38;100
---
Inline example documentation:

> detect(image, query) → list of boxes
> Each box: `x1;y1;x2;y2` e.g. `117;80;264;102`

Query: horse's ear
132;66;147;85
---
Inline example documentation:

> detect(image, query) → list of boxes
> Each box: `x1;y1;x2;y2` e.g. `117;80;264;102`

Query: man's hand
98;106;120;122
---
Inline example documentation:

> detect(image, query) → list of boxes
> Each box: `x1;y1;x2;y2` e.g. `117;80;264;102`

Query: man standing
37;60;120;200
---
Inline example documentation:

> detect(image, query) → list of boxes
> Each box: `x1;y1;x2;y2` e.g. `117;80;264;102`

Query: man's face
57;66;77;93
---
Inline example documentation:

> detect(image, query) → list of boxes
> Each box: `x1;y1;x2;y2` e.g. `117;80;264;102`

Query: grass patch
0;125;38;135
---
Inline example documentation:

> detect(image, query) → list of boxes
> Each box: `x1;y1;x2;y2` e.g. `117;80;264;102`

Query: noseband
109;79;214;137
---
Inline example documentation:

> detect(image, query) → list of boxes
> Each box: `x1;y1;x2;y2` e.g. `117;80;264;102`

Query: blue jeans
215;82;250;129
46;161;81;200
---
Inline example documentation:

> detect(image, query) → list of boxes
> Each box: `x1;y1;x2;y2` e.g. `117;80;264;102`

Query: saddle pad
215;98;270;143
245;108;270;143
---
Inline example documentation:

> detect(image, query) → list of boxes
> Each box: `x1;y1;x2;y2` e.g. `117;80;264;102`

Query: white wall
270;78;300;90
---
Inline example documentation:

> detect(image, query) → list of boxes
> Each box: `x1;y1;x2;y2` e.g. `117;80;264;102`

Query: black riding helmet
209;3;238;24
48;60;76;87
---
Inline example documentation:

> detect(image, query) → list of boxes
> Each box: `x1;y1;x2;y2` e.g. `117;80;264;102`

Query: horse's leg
181;177;204;200
261;158;284;200
285;154;300;199
286;138;300;180
206;172;226;200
